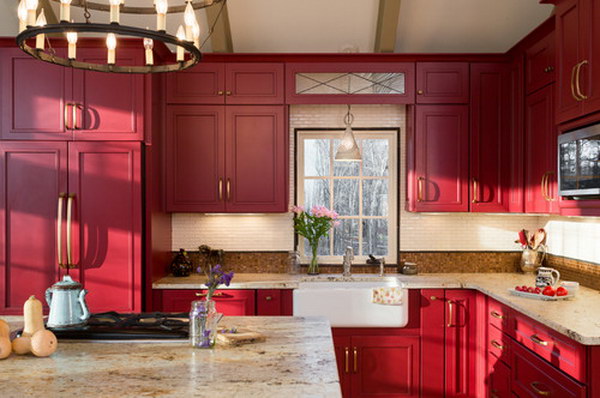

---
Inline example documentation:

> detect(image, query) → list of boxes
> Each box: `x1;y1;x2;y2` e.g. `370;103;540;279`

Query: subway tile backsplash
172;104;600;266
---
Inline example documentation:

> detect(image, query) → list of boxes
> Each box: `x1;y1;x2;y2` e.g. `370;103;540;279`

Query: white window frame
296;129;398;265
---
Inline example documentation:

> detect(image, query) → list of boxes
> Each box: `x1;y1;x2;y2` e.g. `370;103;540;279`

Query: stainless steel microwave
558;123;600;197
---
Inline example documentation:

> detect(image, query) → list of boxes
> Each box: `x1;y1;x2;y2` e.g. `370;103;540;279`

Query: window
296;129;398;264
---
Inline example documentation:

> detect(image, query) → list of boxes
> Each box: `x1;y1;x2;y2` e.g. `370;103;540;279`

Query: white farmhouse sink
293;278;409;327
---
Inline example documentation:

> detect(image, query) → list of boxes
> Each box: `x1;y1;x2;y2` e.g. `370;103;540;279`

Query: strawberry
556;287;568;297
543;286;556;296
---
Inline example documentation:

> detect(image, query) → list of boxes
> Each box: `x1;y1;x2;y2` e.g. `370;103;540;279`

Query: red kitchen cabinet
416;62;469;104
256;289;293;316
334;335;352;398
412;105;469;212
166;63;284;105
0;142;67;314
524;84;559;213
420;290;446;397
156;289;256;315
470;63;516;213
166;105;287;213
524;31;555;95
488;357;511;398
0;47;144;141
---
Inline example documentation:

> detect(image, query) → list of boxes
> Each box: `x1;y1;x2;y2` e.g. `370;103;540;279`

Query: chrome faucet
342;246;354;277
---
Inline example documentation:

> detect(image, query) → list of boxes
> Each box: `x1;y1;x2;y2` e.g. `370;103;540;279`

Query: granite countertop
0;316;341;398
154;272;600;345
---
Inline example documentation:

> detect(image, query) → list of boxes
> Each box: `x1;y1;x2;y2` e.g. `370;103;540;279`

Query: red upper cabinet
286;62;415;104
525;85;559;214
225;106;287;212
0;46;144;141
470;63;516;213
166;63;284;105
580;0;600;117
412;105;469;212
525;31;555;95
68;142;142;313
165;105;288;213
416;63;469;104
0;48;73;140
0;142;67;314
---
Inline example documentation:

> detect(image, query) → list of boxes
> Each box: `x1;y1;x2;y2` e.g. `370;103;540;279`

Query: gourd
22;296;44;337
11;295;57;357
0;319;11;359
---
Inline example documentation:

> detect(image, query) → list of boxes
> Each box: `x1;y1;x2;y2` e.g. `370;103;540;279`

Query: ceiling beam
205;1;233;53
374;0;401;53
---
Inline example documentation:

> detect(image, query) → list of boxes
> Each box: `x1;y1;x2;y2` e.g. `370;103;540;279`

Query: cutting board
216;329;266;346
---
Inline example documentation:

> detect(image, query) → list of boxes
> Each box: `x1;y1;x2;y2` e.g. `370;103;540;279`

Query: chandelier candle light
15;0;223;74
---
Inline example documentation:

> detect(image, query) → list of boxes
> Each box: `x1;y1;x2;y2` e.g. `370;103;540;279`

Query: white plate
508;288;573;301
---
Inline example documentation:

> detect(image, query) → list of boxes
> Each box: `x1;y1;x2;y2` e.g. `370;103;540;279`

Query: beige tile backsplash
172;105;600;266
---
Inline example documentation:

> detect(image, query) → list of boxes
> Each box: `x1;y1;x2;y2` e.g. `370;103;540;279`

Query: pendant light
335;105;362;162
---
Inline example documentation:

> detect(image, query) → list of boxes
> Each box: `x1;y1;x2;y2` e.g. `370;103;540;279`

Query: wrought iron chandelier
15;0;224;73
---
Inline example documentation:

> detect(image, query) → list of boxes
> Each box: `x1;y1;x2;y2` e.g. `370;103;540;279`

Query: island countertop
0;316;341;398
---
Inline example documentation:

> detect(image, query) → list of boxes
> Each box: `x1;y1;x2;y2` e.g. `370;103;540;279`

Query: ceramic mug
535;267;560;288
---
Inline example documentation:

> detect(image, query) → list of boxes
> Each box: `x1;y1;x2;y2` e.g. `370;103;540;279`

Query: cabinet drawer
488;298;512;334
256;289;293;316
158;289;256;315
488;323;510;366
488;355;511;398
513;312;586;382
512;341;586;398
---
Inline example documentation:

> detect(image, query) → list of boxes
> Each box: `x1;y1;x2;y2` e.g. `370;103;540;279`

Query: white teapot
45;275;90;328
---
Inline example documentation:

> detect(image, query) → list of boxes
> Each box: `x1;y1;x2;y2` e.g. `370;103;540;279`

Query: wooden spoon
533;229;547;250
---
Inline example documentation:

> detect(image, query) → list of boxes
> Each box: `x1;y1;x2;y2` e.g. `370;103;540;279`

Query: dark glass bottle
170;249;193;277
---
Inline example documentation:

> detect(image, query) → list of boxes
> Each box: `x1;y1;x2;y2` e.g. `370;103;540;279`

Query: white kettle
45;275;90;328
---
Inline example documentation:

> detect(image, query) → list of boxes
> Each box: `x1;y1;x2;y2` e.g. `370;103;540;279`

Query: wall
171;104;600;265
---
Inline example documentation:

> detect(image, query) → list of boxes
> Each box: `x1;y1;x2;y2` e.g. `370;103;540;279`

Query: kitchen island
0;316;341;398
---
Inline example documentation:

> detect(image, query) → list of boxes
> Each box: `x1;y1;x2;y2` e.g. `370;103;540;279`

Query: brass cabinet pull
265;296;272;301
575;60;588;100
530;381;552;396
217;90;224;96
226;179;231;200
344;347;349;373
571;64;581;101
541;172;549;201
57;193;66;269
447;300;454;327
72;103;79;130
417;177;425;202
471;178;478;203
66;194;75;268
490;310;503;320
195;291;224;297
530;334;549;347
225;91;232;96
218;178;223;201
490;340;504;350
417;89;424;95
546;171;555;201
353;347;358;373
430;296;439;301
64;103;71;130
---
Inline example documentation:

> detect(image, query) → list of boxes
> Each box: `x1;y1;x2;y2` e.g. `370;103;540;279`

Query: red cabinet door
256;289;293;315
333;334;352;398
581;0;600;116
420;290;446;397
525;85;558;214
165;105;226;212
225;106;288;212
166;63;226;105
71;48;144;141
68;142;142;313
350;335;420;398
159;289;256;315
225;63;285;104
416;63;469;104
555;0;584;123
0;48;73;140
0;142;68;314
413;105;469;212
525;32;555;95
445;290;477;398
470;63;514;213
488;355;510;398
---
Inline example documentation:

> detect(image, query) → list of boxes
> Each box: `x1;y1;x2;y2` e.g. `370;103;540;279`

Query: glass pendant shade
335;106;362;162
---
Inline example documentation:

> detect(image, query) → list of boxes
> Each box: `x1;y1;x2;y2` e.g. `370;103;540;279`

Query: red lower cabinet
156;289;256;315
256;289;293;316
488;357;511;398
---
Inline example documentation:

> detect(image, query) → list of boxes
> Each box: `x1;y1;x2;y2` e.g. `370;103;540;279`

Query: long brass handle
447;300;454;327
541;172;549;201
344;347;349;373
490;310;503;320
353;347;358;373
218;178;223;201
530;381;552;396
417;177;424;202
57;193;66;269
66;194;74;269
490;340;505;350
545;171;555;201
64;103;71;130
195;291;225;297
72;103;78;130
471;178;478;203
575;60;588;100
491;393;499;398
531;334;549;347
571;64;581;101
226;179;231;200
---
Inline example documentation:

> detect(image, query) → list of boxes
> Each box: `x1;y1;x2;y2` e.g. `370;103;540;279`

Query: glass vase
307;244;319;275
189;300;222;349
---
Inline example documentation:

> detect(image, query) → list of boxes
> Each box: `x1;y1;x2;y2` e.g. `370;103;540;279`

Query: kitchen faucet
342;246;354;277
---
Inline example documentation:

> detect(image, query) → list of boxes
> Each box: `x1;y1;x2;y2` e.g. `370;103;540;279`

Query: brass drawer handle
571;63;581;101
530;381;552;396
417;89;424;95
265;296;272;301
490;310;503;320
417;177;425;202
471;178;478;203
344;347;349;373
490;340;504;350
447;300;454;327
530;334;549;347
195;291;224;297
218;178;223;201
353;347;358;373
217;90;224;96
574;60;588;100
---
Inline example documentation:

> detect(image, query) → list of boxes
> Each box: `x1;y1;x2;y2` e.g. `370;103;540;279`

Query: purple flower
196;266;202;274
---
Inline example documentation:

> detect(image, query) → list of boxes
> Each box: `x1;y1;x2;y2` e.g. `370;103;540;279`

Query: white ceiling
0;0;554;53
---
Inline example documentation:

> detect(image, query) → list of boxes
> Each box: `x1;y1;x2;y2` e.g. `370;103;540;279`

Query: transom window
296;129;398;264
